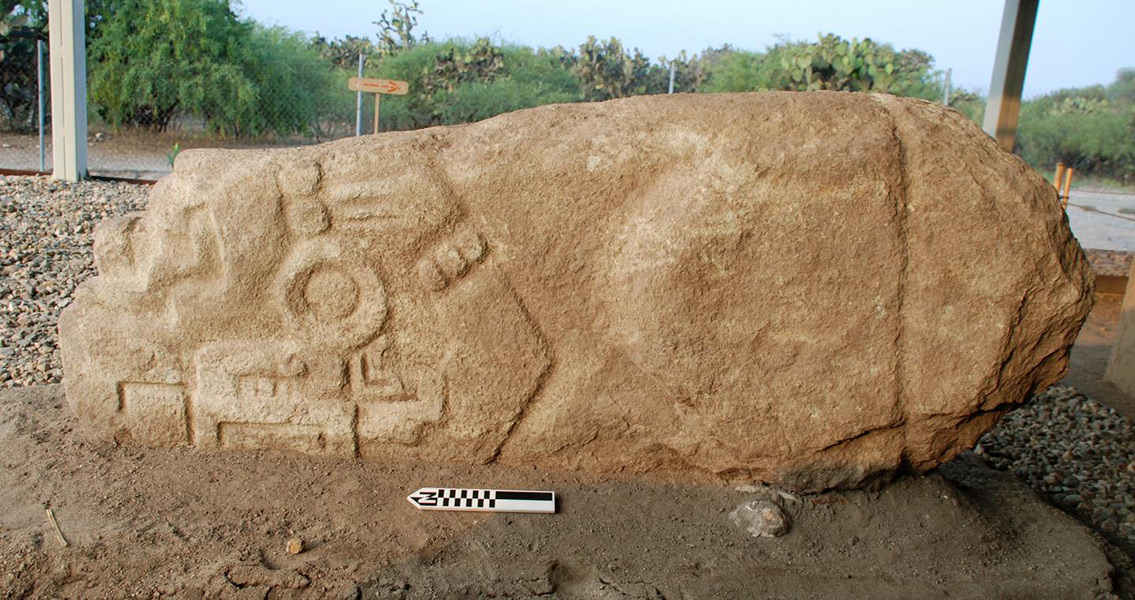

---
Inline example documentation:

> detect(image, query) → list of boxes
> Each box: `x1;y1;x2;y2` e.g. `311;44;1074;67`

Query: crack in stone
873;97;914;438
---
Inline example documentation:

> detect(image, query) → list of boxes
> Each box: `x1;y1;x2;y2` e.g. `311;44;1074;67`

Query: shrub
702;34;942;99
1017;72;1135;183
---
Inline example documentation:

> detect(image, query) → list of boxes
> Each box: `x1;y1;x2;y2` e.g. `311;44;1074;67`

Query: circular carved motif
278;240;387;350
304;266;360;323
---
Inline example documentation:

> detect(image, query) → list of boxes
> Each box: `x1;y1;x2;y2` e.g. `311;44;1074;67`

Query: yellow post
374;94;381;135
1053;162;1065;193
1061;167;1074;209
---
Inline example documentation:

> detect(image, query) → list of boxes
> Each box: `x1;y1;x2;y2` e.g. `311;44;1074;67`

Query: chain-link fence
82;46;370;180
0;32;51;174
1;2;382;181
0;54;377;181
83;107;367;182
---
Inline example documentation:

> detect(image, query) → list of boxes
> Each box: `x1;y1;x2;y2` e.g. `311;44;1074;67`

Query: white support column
48;0;87;181
982;0;1039;152
1106;262;1135;398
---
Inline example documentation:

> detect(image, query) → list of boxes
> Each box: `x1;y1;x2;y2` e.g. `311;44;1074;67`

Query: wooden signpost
349;77;409;134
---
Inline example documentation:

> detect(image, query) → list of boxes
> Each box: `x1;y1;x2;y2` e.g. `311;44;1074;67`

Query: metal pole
374;95;380;135
37;39;45;172
982;0;1039;151
943;68;952;107
668;62;676;94
355;53;364;136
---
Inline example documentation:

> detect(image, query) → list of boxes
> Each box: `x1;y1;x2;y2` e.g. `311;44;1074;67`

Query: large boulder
58;92;1093;490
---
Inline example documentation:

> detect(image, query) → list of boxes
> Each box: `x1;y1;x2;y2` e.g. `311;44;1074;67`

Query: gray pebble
730;500;791;538
0;175;148;389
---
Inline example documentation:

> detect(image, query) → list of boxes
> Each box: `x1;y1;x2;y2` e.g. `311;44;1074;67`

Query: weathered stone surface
58;92;1093;490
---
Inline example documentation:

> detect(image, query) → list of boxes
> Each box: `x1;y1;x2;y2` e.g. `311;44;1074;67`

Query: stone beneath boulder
731;500;791;538
58;92;1093;490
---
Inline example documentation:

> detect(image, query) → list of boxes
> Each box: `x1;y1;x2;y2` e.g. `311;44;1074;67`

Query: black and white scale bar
407;487;555;514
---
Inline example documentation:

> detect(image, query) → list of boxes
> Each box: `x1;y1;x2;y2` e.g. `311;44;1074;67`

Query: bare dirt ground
0;286;1133;598
0;385;1124;599
0;132;336;181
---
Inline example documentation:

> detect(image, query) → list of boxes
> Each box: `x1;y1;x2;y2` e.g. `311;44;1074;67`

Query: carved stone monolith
58;93;1093;490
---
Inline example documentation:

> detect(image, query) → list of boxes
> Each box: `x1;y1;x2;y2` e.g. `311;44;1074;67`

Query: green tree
374;0;428;57
311;34;376;69
659;50;710;93
765;34;939;96
87;0;343;138
1106;68;1135;105
0;0;47;132
945;89;985;124
87;0;257;131
573;36;661;100
571;36;707;100
230;26;344;139
436;42;580;124
702;34;941;99
366;38;581;130
1017;72;1135;183
700;46;769;93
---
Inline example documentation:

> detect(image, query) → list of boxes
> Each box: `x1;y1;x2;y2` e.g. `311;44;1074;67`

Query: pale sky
238;0;1135;98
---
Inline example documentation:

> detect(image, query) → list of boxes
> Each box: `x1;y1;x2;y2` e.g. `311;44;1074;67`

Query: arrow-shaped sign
349;77;409;95
407;487;555;514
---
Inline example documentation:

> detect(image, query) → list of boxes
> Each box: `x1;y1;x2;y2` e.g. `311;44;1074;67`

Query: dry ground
0;287;1132;598
0;385;1123;599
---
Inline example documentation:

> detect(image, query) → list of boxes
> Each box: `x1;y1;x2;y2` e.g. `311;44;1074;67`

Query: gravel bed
1;174;1133;555
0;175;148;387
1084;248;1134;278
978;385;1135;551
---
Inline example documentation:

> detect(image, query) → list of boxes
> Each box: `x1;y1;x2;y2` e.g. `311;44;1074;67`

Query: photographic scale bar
407;487;556;514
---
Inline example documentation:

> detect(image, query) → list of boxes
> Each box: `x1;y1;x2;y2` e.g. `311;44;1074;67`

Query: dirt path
0;385;1123;598
0;132;330;181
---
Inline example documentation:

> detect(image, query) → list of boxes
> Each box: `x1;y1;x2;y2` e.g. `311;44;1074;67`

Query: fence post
47;0;87;181
668;62;675;94
942;68;951;106
355;54;365;136
37;39;45;173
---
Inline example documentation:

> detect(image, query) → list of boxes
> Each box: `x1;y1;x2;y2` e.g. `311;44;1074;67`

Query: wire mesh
0;35;50;173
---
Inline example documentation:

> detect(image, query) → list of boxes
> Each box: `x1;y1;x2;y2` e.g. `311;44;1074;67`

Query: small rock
730;500;790;538
286;538;304;554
